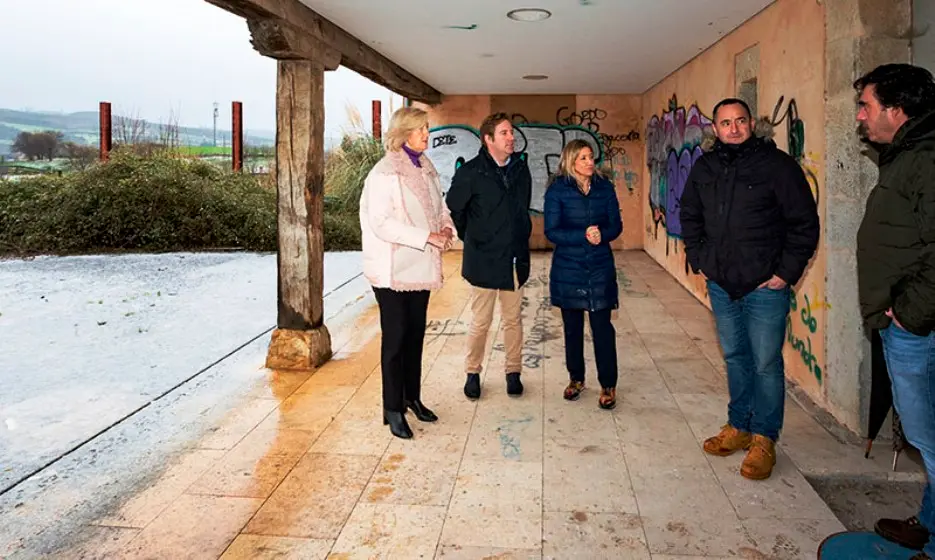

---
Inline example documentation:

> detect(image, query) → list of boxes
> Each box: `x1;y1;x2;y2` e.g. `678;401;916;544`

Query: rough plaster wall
418;94;644;250
735;44;761;117
824;0;912;432
640;0;829;415
914;0;935;73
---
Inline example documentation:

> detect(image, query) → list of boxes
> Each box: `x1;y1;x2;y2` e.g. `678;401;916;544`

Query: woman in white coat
359;107;455;439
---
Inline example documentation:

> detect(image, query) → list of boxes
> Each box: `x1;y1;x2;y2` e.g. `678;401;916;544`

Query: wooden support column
265;59;332;370
247;18;340;370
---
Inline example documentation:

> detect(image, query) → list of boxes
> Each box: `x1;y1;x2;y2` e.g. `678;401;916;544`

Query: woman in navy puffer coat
544;139;622;409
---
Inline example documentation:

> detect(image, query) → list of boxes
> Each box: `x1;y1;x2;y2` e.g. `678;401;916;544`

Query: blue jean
880;323;935;556
707;281;791;441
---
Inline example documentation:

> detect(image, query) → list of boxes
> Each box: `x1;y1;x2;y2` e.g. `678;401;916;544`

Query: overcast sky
1;0;403;137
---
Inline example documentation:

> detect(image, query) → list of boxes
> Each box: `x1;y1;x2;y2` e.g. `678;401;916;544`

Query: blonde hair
554;139;602;184
384;107;429;151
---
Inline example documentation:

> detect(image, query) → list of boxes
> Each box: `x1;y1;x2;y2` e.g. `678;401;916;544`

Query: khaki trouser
465;269;524;374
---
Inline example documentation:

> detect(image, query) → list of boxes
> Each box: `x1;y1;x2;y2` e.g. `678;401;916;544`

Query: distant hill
0;108;276;155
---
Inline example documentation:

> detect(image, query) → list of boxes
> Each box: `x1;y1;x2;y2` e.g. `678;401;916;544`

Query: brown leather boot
703;424;752;456
740;434;776;480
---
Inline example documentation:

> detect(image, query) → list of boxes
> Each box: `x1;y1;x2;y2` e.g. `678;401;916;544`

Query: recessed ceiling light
522;74;549;80
507;8;552;22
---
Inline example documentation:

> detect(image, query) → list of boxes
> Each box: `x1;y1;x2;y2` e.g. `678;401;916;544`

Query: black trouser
561;308;618;389
373;287;430;412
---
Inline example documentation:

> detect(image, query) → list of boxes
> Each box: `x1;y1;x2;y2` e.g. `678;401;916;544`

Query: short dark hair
853;63;935;119
712;98;752;121
479;112;511;148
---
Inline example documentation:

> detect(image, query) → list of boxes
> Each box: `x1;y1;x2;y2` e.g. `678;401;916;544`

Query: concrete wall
640;0;830;411
415;95;644;250
914;0;935;73
824;0;912;432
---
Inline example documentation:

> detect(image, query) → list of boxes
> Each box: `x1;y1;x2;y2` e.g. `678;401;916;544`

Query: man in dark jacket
680;98;819;481
446;112;532;400
854;63;935;558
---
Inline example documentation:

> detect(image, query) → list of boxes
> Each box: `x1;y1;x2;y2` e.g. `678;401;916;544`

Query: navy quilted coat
544;174;623;311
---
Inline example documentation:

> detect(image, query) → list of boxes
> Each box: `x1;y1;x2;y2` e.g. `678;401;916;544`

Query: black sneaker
875;515;929;551
464;373;481;400
506;372;523;396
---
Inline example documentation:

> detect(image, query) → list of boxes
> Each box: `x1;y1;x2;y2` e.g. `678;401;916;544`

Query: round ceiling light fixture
522;74;549;80
507;8;552;22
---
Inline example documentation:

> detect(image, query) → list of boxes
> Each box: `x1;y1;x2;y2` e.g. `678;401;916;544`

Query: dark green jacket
857;110;935;335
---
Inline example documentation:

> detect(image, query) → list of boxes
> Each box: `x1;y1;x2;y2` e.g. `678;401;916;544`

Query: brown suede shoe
740;434;776;480
703;424;752;457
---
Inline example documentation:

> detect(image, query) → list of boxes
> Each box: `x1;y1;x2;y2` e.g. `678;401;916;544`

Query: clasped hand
586;225;601;246
427;228;454;251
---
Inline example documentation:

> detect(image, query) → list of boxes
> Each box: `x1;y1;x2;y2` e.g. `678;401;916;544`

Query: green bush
0;149;276;255
0;137;383;257
324;211;361;251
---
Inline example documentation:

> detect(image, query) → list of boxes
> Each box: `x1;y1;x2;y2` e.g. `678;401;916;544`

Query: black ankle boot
464;373;481;400
383;409;413;439
405;400;438;422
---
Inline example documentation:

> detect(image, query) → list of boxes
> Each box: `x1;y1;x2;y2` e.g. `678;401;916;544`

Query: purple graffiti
646;95;712;238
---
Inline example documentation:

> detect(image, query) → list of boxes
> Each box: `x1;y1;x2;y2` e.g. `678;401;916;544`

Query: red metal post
372;100;382;141
99;102;112;161
232;101;243;172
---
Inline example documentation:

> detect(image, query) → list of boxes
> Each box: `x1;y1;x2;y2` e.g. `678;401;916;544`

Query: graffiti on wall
787;288;829;384
426;124;603;213
645;95;712;241
767;96;820;204
556;106;641;190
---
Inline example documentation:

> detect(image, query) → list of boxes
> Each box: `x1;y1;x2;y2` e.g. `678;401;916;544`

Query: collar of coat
881;109;935;165
384;148;439;180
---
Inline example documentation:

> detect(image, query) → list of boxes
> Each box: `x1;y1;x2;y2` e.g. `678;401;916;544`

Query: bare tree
114;110;149;147
157;108;181;150
62;142;98;170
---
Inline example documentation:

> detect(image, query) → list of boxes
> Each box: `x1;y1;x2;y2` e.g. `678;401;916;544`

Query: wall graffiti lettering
645;95;713;242
787;290;824;384
426;124;603;213
556;106;607;132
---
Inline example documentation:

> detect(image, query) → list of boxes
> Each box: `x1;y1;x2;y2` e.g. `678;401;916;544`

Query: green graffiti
787;290;823;383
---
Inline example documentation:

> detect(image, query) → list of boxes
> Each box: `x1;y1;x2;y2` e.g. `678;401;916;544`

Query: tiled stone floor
67;251;912;559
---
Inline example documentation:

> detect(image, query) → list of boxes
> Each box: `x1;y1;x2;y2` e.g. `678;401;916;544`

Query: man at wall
446;112;532;400
854;63;935;559
680;98;820;481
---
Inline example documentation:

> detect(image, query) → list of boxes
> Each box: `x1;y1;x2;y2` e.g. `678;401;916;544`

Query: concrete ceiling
299;0;776;95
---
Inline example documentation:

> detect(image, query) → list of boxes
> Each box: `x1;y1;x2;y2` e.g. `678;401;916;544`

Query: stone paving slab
60;251;923;559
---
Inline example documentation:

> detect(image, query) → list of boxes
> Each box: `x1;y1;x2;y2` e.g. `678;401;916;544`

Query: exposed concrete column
823;0;912;431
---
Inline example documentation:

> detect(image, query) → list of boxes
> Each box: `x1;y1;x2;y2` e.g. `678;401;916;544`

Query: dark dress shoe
405;400;438;422
383;409;413;439
875;515;929;550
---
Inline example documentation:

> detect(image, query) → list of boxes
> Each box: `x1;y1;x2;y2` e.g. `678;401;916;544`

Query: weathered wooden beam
265;59;331;370
247;19;340;69
206;0;441;103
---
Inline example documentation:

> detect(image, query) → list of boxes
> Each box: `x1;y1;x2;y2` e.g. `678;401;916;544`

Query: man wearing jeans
853;63;935;559
446;113;532;400
680;98;819;480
